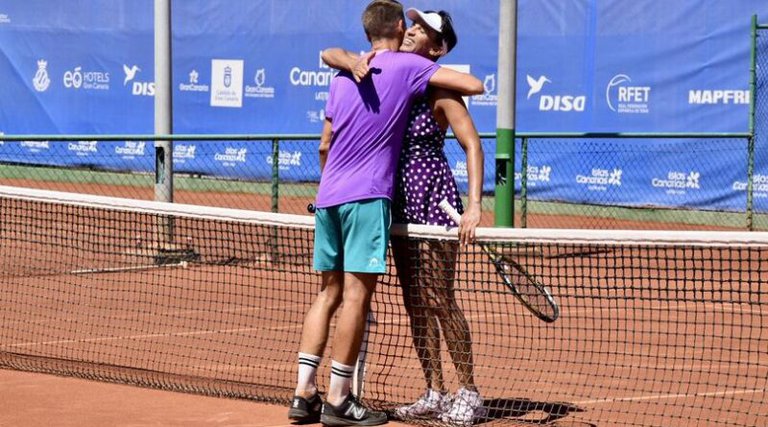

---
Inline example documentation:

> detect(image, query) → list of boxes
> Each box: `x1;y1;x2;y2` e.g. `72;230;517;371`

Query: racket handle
438;199;462;226
307;203;316;214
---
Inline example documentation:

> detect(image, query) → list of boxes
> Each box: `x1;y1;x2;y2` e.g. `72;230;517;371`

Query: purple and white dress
394;97;464;227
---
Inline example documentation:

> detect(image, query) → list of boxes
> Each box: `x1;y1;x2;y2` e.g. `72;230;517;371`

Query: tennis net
0;185;766;426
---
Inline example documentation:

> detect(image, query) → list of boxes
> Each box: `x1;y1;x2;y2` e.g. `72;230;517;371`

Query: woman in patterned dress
322;8;485;425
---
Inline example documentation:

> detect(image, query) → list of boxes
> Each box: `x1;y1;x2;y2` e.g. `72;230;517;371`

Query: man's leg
288;270;344;422
295;270;344;398
320;272;387;426
326;271;378;405
319;199;388;426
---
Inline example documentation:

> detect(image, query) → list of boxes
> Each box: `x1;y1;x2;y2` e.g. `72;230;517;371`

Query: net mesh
1;185;766;426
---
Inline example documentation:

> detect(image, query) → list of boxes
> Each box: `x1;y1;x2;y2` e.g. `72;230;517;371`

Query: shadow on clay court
478;397;589;425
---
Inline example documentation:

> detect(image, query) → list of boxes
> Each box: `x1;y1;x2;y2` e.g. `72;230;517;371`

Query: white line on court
576;387;766;405
2;303;307;328
1;322;304;349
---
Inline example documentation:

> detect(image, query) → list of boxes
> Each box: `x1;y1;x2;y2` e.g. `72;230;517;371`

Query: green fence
514;132;757;230
0;134;497;221
0;131;760;231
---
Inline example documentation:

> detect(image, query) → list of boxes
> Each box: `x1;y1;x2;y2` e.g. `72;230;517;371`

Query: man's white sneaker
393;389;451;419
440;387;486;426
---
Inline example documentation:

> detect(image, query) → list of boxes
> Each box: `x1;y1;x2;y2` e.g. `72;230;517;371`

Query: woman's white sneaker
393;389;451;419
440;387;486;425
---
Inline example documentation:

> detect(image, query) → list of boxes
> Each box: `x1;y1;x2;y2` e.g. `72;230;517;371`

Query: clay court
1;181;766;426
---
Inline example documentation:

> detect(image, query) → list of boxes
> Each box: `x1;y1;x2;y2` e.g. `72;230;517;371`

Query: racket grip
438;199;462;226
307;203;316;214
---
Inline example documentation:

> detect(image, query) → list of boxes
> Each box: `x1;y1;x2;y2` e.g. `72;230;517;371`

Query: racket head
486;246;560;323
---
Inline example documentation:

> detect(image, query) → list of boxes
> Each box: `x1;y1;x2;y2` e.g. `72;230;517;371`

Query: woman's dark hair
429;10;457;53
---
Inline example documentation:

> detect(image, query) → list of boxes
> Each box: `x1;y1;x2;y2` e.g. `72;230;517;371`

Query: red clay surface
0;369;411;427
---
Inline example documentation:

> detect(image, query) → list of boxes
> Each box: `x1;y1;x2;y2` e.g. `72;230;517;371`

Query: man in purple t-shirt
289;2;482;425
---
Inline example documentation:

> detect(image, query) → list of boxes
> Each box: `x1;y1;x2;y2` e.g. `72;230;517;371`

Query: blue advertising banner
1;1;768;213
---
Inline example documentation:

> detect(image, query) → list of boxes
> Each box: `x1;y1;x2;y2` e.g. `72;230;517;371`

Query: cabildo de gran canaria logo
33;59;51;92
210;59;244;108
526;74;586;112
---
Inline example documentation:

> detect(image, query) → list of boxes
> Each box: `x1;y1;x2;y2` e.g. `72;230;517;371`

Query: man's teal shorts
313;198;390;273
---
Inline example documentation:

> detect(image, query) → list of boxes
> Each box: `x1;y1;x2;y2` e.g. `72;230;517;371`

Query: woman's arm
433;88;484;245
428;68;484;96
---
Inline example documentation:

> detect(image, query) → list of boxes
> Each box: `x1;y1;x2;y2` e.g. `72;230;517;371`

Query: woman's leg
423;241;477;390
392;236;445;392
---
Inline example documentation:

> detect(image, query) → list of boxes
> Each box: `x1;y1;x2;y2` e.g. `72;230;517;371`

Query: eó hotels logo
63;66;110;91
33;59;50;92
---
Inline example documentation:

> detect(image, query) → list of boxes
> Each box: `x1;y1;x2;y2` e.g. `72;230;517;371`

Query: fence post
747;15;758;230
271;138;279;213
520;136;528;228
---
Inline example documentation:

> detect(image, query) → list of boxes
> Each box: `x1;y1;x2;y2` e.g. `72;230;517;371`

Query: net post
154;0;174;245
154;142;174;245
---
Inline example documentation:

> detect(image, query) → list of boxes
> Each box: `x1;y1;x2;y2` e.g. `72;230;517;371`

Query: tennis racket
438;199;560;323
